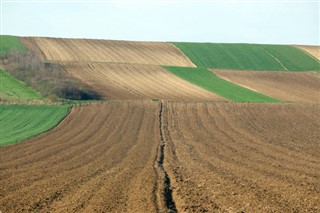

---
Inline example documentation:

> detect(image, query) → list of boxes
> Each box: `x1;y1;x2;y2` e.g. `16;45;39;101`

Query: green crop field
165;66;281;102
172;42;319;71
0;35;28;56
0;105;69;146
0;69;43;102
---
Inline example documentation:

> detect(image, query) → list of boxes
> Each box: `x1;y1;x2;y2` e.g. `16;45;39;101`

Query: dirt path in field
63;62;223;101
294;45;320;60
0;101;169;212
212;69;320;103
162;102;320;212
21;37;195;67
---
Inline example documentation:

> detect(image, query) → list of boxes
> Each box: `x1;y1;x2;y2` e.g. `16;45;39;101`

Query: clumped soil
163;102;320;212
1;101;319;212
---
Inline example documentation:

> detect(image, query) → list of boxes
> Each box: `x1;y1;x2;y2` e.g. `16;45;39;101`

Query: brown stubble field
63;62;224;101
21;37;196;67
212;69;320;103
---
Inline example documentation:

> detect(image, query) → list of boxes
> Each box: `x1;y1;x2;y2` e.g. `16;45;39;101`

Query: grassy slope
172;42;319;71
0;69;43;101
165;66;280;102
0;105;69;146
0;35;28;56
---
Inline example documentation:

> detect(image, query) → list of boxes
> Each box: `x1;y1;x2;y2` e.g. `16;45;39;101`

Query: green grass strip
0;35;28;56
165;66;281;102
0;105;69;146
172;42;319;71
0;69;43;101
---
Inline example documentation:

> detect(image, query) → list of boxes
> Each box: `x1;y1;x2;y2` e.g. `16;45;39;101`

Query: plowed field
0;101;163;212
63;63;223;101
294;45;320;60
163;102;320;212
1;101;319;212
21;37;195;67
212;69;320;103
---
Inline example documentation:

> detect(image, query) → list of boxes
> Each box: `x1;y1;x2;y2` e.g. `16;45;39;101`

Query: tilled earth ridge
212;69;320;103
0;101;164;212
21;37;196;67
63;62;224;101
162;102;320;212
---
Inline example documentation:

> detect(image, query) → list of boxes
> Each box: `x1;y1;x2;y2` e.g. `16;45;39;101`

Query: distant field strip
213;70;320;103
165;66;280;102
0;35;28;56
172;42;320;71
0;105;69;146
22;37;195;67
63;63;223;101
0;69;43;102
294;45;320;61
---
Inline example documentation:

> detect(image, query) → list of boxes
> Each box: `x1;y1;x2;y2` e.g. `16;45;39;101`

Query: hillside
21;37;195;67
172;42;320;71
0;69;43;103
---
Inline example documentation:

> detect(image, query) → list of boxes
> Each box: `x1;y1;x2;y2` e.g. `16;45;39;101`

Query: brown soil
163;102;320;212
63;62;224;101
21;37;196;67
294;45;320;60
1;101;319;212
212;69;320;103
0;101;165;212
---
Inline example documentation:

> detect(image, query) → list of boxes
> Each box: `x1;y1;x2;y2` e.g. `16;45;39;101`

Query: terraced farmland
63;63;223;101
213;69;320;103
165;66;280;102
172;42;320;71
0;105;69;146
21;37;195;67
163;102;320;212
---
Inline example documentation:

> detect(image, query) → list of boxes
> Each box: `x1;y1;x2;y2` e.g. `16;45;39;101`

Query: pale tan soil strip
0;101;164;212
294;45;320;61
23;37;196;67
212;69;320;103
63;62;224;101
163;102;320;212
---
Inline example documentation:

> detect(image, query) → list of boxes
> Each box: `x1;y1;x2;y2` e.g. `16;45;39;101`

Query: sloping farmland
62;63;224;101
212;69;320;103
163;102;320;212
0;101;165;212
21;37;195;67
294;45;320;61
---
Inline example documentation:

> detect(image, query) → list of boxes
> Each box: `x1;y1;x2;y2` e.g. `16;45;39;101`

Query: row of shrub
1;50;102;101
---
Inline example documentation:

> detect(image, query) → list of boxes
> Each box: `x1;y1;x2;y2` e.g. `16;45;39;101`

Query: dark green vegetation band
165;66;281;102
172;42;319;71
0;105;69;146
